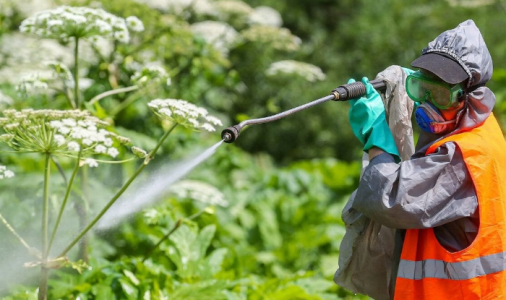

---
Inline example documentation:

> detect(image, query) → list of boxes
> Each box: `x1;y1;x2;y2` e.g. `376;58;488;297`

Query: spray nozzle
221;126;241;143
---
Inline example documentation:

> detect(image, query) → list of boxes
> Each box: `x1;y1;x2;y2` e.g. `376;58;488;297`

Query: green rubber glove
348;77;400;160
401;67;416;76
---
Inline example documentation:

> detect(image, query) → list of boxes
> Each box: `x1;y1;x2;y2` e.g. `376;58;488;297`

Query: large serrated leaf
170;280;230;300
118;278;138;300
168;225;197;275
205;248;228;277
196;224;216;259
255;202;282;249
293;278;334;294
123;269;140;286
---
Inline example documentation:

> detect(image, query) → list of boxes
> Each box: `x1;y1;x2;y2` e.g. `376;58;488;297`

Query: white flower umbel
67;141;80;152
248;6;283;27
45;61;75;87
266;60;326;82
16;74;49;97
214;0;254;21
126;16;144;32
0;33;74;84
20;6;131;43
83;158;98;167
137;0;217;17
148;99;222;132
15;61;76;98
241;25;301;52
190;21;239;55
0;165;15;180
0;109;131;161
168;179;228;207
131;66;170;86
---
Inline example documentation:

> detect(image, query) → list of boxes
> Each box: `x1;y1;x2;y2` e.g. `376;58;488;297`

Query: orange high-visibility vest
394;114;506;300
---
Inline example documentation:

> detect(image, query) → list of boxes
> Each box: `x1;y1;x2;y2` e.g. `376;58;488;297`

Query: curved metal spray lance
221;79;387;143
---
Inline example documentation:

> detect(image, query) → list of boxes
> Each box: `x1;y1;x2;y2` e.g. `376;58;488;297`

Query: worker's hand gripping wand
221;79;387;143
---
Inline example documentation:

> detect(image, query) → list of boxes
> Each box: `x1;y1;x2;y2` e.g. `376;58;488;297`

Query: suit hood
422;20;495;134
423;19;493;88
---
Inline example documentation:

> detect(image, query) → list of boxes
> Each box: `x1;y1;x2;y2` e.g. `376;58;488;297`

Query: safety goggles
406;71;464;110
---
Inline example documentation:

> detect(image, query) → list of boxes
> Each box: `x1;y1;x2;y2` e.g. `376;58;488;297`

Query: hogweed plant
0;101;221;300
14;6;164;284
19;6;146;109
4;11;219;299
147;98;223;132
0;109;131;299
266;60;327;82
15;61;76;104
104;66;171;116
1;3;238;300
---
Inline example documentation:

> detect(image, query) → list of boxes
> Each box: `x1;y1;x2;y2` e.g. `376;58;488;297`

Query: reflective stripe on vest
394;114;506;300
398;250;506;280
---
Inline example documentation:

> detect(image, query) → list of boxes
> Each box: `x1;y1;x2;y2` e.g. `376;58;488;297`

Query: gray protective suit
334;20;496;300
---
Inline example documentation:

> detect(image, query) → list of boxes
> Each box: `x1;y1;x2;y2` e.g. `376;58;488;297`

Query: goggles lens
406;72;463;109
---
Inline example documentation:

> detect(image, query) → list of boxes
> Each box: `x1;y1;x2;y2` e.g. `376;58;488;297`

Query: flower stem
39;267;48;300
145;123;178;162
58;123;178;258
88;85;139;105
42;153;51;259
49;87;75;109
39;153;51;300
74;37;80;109
46;151;81;255
77;163;89;263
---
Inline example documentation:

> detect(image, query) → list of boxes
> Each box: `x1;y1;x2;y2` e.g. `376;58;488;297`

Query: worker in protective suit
334;19;506;300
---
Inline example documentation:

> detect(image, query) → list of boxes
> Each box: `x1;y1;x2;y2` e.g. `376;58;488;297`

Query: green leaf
170;280;230;300
64;259;90;274
293;278;334;294
205;248;228;276
319;255;340;278
119;278;138;299
196;225;216;260
267;285;316;300
123;269;140;286
167;225;195;276
256;202;282;249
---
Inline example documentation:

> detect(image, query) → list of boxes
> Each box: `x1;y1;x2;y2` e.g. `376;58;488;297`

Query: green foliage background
1;0;506;299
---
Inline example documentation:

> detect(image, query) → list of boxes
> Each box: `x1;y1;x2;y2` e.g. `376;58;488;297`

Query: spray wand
221;79;387;143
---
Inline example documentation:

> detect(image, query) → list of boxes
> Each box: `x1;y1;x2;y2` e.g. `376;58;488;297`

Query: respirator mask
414;102;457;134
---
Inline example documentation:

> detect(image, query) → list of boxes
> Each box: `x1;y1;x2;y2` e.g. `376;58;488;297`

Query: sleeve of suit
351;142;477;229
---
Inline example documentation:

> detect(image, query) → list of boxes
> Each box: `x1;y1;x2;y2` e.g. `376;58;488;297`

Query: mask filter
415;102;456;134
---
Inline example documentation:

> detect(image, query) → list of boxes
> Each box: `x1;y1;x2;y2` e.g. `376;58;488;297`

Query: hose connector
330;79;386;101
221;125;241;143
